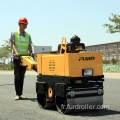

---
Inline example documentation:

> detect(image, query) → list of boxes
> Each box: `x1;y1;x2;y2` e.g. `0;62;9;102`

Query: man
9;17;33;100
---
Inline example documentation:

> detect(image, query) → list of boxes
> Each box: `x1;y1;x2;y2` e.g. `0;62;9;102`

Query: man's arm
28;44;33;56
28;35;33;56
9;32;19;57
11;41;19;56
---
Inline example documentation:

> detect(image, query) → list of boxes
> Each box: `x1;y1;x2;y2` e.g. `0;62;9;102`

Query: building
86;42;120;61
33;46;52;54
32;46;52;61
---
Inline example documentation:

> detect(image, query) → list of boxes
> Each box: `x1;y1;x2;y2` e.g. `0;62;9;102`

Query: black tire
55;96;72;114
37;93;54;109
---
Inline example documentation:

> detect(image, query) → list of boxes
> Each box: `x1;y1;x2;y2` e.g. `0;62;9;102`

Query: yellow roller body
37;52;103;77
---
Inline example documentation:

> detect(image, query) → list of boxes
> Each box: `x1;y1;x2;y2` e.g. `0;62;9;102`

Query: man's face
19;23;27;30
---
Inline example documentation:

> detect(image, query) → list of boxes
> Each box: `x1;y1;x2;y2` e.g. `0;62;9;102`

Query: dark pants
13;59;26;96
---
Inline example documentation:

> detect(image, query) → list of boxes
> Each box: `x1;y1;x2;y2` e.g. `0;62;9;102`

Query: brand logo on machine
79;57;95;61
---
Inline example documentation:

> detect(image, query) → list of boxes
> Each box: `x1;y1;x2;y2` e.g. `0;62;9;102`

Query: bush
111;58;119;65
103;60;111;64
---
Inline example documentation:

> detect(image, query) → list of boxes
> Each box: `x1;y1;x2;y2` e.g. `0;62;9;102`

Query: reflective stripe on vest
18;38;28;42
15;43;28;46
16;48;28;52
14;30;30;55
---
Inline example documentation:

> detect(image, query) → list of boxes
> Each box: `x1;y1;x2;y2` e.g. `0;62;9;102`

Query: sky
0;0;120;51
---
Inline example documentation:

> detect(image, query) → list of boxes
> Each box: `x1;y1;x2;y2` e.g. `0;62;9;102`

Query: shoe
20;95;27;99
15;95;19;100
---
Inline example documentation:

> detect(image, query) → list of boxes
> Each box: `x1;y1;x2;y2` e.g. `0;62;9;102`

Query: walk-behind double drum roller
21;36;104;114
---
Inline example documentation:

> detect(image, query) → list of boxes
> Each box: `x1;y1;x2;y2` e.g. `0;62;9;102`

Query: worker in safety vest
9;17;33;100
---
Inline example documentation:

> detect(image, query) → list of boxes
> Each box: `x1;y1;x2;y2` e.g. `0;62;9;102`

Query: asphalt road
0;71;120;120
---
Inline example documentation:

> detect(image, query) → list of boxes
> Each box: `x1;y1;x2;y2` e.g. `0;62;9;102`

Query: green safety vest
14;30;30;55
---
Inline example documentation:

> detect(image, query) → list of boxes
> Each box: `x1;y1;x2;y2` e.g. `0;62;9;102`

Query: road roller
20;35;104;114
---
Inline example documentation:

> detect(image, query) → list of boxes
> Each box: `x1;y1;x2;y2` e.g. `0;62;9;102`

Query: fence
103;64;120;71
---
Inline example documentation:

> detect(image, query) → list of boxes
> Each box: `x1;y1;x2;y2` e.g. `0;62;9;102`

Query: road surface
0;71;120;120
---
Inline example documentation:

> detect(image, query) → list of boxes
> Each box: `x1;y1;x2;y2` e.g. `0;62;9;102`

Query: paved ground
0;71;120;120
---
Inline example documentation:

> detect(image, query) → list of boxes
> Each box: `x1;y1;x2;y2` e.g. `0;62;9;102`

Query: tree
103;13;120;33
1;40;12;57
0;40;12;68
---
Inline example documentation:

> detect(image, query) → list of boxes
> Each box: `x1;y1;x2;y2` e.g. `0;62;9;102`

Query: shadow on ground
0;84;14;86
69;109;120;117
25;98;37;102
23;98;120;117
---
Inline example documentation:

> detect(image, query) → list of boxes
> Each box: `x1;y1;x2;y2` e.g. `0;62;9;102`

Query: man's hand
30;52;34;57
15;52;20;57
